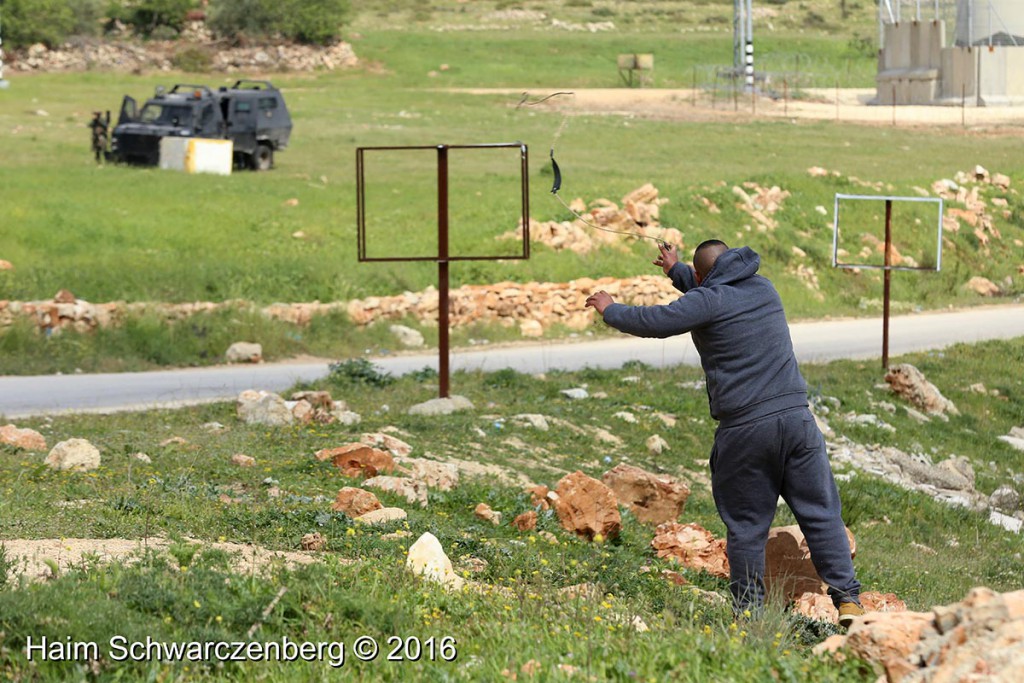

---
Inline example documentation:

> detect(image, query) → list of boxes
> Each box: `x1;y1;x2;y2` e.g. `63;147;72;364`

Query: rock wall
7;36;358;73
0;275;681;337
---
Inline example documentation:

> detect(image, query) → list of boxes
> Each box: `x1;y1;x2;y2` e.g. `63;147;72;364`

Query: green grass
1;338;1022;680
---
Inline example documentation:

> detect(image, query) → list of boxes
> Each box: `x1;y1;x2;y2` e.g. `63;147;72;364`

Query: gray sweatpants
710;407;861;611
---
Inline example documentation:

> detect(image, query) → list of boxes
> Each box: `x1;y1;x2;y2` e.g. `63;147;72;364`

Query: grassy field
0;0;1022;375
1;337;1022;680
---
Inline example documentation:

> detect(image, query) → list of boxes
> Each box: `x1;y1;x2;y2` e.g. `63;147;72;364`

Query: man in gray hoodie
585;240;863;625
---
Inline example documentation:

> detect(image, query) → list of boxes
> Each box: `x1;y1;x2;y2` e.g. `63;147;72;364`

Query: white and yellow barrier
159;138;233;176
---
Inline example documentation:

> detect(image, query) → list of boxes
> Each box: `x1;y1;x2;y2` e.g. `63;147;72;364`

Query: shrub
171;44;212;72
327;358;394;388
107;0;198;37
0;0;75;48
208;0;350;45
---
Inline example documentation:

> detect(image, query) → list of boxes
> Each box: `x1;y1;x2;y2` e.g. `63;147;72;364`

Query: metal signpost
356;143;530;398
832;194;944;368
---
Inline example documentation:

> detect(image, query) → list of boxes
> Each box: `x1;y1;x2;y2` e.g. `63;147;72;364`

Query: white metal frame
832;193;944;271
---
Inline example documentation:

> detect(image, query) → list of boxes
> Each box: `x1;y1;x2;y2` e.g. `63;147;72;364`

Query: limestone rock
511;510;537;531
407;395;474;416
237;390;293;426
651;522;729;579
360;432;413;456
645;434;670;455
998;426;1024;452
301;533;327;551
765;524;857;601
551;471;622;541
389;324;424;348
964;276;1001;297
474;503;503;525
884;364;959;416
45;439;100;472
225;341;262;363
363;476;428;507
331;487;383;517
513;414;550;431
231;453;256;468
989;485;1021;512
396;457;459;491
405;532;465;591
355;507;407;525
519;319;544;337
316;443;395;478
560;388;589;400
601;463;690;525
0;424;47;451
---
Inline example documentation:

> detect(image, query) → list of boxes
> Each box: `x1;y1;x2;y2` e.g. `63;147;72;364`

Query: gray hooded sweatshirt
602;246;808;426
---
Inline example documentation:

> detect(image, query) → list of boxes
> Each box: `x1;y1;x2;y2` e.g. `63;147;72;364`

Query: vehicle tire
253;144;274;171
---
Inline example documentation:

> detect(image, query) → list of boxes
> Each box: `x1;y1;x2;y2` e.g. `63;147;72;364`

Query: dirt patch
449;87;1024;129
0;537;340;582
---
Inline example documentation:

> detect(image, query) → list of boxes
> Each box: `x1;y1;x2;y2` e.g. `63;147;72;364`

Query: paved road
1;304;1022;419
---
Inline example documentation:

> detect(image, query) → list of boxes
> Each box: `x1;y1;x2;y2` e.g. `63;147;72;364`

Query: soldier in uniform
88;111;108;163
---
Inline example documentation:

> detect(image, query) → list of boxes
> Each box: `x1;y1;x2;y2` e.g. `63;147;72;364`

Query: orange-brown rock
764;524;857;601
331;487;383;517
651;522;729;579
291;390;334;410
601;463;690;525
316;443;395;478
511;510;538;531
474;503;502;525
794;590;907;624
815;587;1024;682
527;485;550;510
551;471;621;541
0;424;47;451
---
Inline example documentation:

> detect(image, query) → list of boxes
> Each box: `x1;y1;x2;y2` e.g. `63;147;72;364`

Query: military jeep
108;80;292;171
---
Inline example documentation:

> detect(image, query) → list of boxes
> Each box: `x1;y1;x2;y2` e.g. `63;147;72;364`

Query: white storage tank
956;0;1024;46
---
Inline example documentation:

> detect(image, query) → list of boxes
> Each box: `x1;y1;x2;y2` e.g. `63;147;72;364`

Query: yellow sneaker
838;601;865;629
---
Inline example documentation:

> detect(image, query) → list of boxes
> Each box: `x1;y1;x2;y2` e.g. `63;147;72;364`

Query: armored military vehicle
107;80;292;170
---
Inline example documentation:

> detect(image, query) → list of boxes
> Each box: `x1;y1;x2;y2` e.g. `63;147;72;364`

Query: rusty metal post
437;145;450;398
356;142;529;399
882;199;893;369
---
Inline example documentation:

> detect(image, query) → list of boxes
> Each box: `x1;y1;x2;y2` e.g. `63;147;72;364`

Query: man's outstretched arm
585;290;712;339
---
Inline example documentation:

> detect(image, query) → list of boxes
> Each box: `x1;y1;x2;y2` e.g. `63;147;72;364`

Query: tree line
0;0;352;49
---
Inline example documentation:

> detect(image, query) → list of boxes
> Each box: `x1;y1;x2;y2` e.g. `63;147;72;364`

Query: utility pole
733;0;754;93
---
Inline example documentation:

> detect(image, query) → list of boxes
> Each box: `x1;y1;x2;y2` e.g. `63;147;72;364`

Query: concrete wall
879;18;1024;106
937;46;1024;105
876;21;944;104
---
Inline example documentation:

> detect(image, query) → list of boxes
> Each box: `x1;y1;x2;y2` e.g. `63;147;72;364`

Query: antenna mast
733;0;754;92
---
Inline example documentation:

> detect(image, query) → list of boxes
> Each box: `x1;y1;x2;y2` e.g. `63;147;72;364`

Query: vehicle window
236;101;252;113
200;104;216;129
139;103;193;127
259;97;278;111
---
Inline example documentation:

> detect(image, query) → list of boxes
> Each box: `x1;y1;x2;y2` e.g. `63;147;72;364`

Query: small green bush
107;0;198;38
171;45;213;72
327;358;394;387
